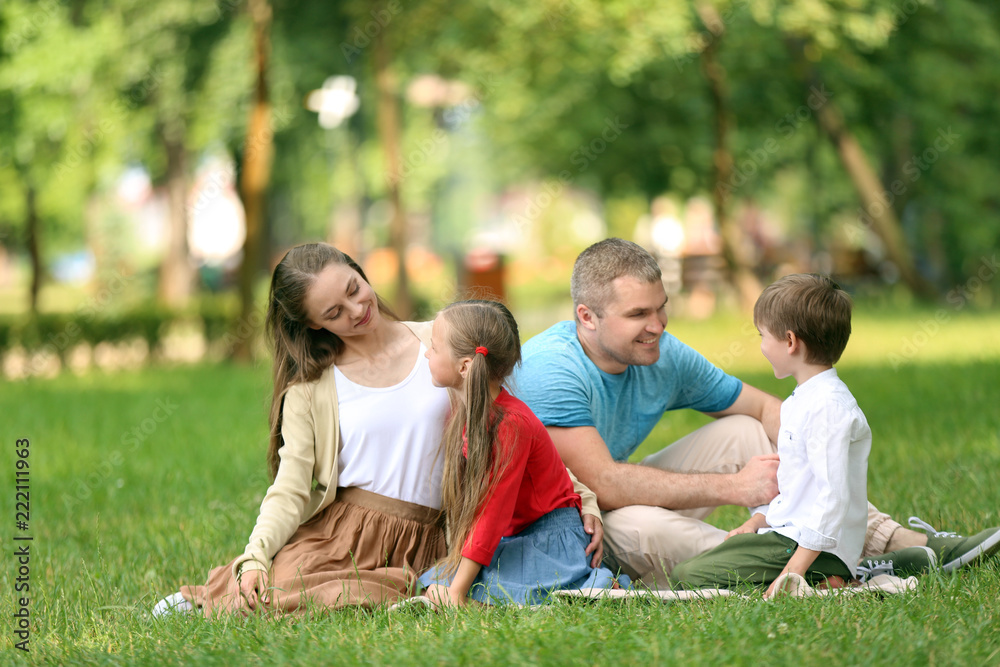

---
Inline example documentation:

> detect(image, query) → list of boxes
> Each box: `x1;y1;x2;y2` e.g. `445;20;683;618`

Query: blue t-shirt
511;321;743;462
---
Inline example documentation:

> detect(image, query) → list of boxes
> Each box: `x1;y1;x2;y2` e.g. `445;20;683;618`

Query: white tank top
334;343;450;509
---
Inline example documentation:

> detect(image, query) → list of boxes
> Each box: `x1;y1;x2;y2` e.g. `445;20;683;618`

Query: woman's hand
237;566;269;610
582;513;605;568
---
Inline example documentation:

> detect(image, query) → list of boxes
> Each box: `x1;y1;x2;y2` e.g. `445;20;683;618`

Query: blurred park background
1;0;999;378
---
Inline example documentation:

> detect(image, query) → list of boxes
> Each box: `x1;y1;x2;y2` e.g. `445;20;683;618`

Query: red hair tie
475;346;489;356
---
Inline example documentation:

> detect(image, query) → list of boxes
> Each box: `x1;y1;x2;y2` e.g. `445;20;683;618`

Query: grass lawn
2;308;999;665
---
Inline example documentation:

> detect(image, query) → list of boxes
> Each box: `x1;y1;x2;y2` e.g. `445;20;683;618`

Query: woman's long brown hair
264;243;395;480
437;299;522;575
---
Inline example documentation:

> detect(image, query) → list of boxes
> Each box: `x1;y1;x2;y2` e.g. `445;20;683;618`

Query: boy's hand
726;513;768;540
726;523;757;539
766;546;821;598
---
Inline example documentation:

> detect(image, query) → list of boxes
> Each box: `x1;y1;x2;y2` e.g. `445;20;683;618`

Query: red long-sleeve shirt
461;389;582;567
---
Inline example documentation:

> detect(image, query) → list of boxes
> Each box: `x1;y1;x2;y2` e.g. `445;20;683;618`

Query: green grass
2;310;1000;665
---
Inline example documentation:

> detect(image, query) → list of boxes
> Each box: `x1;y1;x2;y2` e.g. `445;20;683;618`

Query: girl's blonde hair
437;299;521;575
264;243;396;480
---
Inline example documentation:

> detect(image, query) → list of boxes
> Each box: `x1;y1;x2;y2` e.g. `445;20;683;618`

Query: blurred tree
233;0;273;361
696;2;762;310
0;1;130;312
433;0;997;300
5;0;998;320
0;0;254;312
109;0;252;308
373;20;413;318
834;0;1000;292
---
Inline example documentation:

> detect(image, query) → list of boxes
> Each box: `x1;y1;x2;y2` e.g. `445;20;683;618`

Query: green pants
670;532;853;589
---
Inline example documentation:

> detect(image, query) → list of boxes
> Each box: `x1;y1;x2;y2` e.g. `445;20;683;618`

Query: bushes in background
0;297;255;374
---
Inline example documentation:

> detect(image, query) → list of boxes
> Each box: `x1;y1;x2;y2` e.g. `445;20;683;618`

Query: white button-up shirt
758;368;871;573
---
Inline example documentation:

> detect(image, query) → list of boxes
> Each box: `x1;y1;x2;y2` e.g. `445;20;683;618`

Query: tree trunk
697;4;762;312
782;37;938;300
328;128;364;261
812;99;936;299
233;0;274;362
374;27;413;318
26;185;41;314
158;131;193;307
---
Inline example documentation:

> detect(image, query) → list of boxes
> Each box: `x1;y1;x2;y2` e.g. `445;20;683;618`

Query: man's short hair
571;238;662;318
753;273;853;365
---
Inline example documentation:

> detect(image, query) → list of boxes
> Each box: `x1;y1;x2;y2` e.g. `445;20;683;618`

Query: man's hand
582;513;605;568
732;454;780;507
549;426;779;511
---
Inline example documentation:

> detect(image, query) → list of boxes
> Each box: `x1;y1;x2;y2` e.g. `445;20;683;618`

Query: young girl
419;299;628;606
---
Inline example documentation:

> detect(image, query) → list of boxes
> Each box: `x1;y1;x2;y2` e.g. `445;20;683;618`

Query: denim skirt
419;507;630;605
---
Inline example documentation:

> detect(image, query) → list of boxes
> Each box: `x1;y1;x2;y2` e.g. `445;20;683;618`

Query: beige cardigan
234;320;601;578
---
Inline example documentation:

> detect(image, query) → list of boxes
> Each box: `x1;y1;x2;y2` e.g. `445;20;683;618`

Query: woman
153;243;603;616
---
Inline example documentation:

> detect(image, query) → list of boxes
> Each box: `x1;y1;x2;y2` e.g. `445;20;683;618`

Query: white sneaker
152;591;194;617
388;595;436;612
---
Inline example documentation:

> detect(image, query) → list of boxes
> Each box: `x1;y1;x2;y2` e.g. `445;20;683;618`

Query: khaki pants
601;415;900;588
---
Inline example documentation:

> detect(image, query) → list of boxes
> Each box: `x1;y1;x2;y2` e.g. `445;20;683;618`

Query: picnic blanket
553;572;918;602
388;573;917;610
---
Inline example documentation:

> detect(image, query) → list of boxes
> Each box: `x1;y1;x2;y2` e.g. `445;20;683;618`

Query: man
512;238;1000;587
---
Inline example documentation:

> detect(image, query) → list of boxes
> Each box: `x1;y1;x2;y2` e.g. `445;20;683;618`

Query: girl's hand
448;586;467;607
424;583;466;609
237;567;268;610
582;513;605;568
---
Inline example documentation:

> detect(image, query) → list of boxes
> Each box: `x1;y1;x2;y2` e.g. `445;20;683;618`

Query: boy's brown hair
753;274;853;365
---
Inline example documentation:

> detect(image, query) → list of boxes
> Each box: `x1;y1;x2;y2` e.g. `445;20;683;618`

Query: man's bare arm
706;383;782;443
547;425;779;511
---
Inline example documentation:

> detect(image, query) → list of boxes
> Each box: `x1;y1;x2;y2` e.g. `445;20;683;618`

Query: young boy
671;274;928;594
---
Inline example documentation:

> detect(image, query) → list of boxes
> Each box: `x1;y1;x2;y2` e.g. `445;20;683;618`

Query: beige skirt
180;487;446;616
